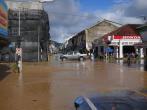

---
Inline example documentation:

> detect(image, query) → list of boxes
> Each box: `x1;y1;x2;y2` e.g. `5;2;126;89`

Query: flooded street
0;55;147;110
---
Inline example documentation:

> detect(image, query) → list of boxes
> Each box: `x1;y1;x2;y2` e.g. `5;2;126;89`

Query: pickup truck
60;51;89;61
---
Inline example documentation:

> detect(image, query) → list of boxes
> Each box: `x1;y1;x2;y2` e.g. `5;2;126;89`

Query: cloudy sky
10;0;147;43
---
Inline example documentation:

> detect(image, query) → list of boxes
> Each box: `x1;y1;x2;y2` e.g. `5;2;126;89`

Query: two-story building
64;19;122;53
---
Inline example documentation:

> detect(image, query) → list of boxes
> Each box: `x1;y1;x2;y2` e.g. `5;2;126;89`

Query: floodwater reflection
115;59;146;72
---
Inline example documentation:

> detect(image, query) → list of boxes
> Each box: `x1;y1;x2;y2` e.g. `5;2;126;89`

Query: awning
105;47;114;53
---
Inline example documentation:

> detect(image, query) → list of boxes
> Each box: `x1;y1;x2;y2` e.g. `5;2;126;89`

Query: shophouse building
64;19;122;53
97;24;143;59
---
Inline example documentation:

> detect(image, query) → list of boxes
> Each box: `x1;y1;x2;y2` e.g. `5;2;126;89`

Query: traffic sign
16;48;22;55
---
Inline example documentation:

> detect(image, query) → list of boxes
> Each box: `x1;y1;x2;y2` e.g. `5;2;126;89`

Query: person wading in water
127;54;131;66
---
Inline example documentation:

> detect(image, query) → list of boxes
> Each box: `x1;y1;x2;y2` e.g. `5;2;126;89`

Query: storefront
101;24;143;59
108;35;143;58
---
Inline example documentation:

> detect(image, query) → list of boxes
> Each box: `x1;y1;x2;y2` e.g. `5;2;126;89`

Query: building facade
137;24;147;56
100;24;143;59
137;23;147;70
8;9;49;62
85;19;122;51
5;1;50;62
64;19;121;53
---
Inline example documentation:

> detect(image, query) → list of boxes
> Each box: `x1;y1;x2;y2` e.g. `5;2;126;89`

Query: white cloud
124;0;147;17
44;0;98;42
96;0;147;25
113;0;131;4
135;0;147;9
95;3;143;25
44;0;146;42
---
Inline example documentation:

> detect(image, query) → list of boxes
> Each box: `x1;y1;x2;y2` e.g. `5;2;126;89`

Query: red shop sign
114;36;141;39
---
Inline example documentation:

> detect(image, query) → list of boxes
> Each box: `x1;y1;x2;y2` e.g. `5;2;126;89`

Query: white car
60;51;89;61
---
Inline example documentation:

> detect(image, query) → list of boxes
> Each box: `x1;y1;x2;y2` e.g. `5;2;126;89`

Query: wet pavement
0;55;147;110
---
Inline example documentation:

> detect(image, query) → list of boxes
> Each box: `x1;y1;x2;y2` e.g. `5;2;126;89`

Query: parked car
60;51;89;61
74;90;147;110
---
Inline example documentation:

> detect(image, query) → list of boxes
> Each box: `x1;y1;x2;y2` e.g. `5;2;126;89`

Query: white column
116;47;119;59
140;59;144;71
105;48;108;59
140;48;144;58
119;41;123;58
136;48;139;55
18;8;20;36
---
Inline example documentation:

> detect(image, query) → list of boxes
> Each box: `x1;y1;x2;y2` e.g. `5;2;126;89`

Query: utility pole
17;8;22;73
38;26;40;62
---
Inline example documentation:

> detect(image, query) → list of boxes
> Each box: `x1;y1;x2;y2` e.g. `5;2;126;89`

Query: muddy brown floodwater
0;56;147;110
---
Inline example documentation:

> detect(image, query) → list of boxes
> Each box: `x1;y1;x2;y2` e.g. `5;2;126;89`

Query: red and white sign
114;36;141;39
16;48;22;55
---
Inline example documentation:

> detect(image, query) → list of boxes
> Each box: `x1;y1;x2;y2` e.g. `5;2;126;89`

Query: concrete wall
86;20;119;50
64;31;86;52
63;20;121;53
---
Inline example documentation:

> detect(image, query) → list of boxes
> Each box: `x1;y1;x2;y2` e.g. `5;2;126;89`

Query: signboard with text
0;0;8;37
16;48;22;55
113;36;141;39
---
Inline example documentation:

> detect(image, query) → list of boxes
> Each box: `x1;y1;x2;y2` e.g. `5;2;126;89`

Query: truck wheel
79;57;84;61
62;57;66;61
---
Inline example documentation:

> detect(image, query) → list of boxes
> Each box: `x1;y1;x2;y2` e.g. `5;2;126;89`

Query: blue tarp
105;47;113;53
0;0;8;11
0;28;8;36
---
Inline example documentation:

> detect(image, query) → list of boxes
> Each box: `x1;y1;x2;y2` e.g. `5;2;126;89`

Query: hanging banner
0;0;8;37
16;48;22;56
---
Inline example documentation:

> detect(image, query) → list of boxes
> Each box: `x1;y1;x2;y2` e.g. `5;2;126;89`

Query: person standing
127;53;131;66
